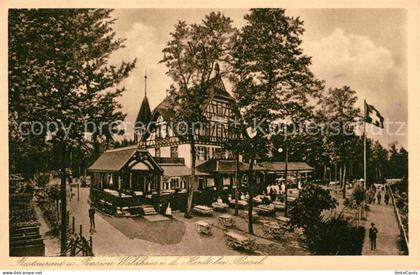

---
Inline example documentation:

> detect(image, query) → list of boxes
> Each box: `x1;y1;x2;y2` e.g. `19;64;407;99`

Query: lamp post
278;132;289;217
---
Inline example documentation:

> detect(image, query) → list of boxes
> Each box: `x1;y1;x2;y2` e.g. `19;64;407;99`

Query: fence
387;184;409;255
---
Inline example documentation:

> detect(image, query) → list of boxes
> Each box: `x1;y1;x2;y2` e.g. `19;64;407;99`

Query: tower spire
144;69;148;97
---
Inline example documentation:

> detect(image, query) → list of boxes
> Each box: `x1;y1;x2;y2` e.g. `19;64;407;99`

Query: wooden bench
212;201;229;212
224;231;256;252
195;220;212;235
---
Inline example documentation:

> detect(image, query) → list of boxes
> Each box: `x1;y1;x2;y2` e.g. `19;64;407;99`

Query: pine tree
319;86;361;196
230;9;322;233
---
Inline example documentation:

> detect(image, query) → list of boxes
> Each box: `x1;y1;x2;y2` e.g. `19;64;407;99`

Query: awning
131;162;150;171
196;159;267;174
161;165;209;177
259;162;314;172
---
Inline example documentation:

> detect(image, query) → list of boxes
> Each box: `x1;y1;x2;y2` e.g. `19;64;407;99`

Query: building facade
88;69;314;216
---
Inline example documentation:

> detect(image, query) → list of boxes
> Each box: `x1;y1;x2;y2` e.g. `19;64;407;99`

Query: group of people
265;182;286;202
368;188;391;205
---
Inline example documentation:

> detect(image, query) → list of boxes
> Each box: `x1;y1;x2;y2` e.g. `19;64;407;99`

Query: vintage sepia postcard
1;0;420;271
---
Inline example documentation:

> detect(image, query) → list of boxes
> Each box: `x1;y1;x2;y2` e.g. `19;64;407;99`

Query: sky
109;9;407;149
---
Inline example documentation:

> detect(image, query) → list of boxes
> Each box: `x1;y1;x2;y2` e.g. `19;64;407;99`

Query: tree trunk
185;135;196;218
342;163;347;199
335;163;338;182
60;142;67;255
339;165;342;188
323;164;327;183
247;158;255;234
234;150;240;216
56;200;60;221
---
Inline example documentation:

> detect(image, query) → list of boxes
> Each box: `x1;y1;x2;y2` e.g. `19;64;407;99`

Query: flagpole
363;100;367;189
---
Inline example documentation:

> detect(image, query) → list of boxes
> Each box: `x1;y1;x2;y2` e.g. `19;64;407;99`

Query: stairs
140;205;158;216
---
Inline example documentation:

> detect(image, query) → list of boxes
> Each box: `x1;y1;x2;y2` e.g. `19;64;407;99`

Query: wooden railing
387;184;409;255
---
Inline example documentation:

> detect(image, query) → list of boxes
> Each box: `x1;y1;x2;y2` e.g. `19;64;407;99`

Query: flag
365;101;384;128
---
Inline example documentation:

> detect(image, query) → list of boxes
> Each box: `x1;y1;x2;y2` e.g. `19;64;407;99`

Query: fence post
72;216;75;234
89;236;93;255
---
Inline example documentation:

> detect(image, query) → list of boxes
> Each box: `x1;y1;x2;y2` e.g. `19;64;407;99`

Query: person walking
88;206;96;232
369;222;379;250
384;192;390;205
376;192;382;204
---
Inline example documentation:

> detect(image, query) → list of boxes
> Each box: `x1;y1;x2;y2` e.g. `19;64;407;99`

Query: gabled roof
196;159;267;174
88;146;138;172
135;96;152;127
258;162;314;172
150;75;234;124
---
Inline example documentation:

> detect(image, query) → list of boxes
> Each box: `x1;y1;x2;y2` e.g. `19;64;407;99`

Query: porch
87;146;163;216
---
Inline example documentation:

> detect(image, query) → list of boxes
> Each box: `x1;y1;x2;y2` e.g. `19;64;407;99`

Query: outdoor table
256;204;275;216
224;231;256;251
218;214;234;228
276;216;291;229
262;221;283;239
229;199;248;209
193;205;214;216
211;201;229;212
272;201;285;211
195;220;212;235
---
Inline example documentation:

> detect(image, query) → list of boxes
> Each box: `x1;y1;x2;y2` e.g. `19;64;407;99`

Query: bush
289;184;365;255
304;217;365;255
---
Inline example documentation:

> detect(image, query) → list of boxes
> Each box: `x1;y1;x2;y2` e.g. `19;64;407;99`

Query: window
170;146;178;158
198;177;206;189
196;146;209;161
161;124;167;138
217;103;223;116
155;148;161;157
216;124;222;137
170;177;181;189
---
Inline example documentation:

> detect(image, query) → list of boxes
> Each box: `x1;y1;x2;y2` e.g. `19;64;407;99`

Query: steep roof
258;162;314;172
135;96;152;127
88;146;138;172
151;75;235;124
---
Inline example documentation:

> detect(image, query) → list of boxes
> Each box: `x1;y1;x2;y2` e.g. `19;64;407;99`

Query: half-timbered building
88;69;314;216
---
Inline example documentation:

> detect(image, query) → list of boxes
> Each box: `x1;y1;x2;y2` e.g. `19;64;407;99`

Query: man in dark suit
369;222;379;250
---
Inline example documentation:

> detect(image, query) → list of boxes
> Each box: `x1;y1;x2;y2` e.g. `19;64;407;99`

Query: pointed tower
134;71;152;143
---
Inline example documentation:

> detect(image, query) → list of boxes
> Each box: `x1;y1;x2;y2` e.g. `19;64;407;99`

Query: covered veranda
259;161;314;190
87;146;163;216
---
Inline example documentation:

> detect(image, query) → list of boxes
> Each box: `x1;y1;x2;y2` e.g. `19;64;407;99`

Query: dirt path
362;202;401;255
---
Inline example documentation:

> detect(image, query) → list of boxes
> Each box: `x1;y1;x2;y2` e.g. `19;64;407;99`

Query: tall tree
9;9;135;254
160;12;234;218
230;9;322;233
319;86;361;197
369;140;389;183
387;143;408;179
